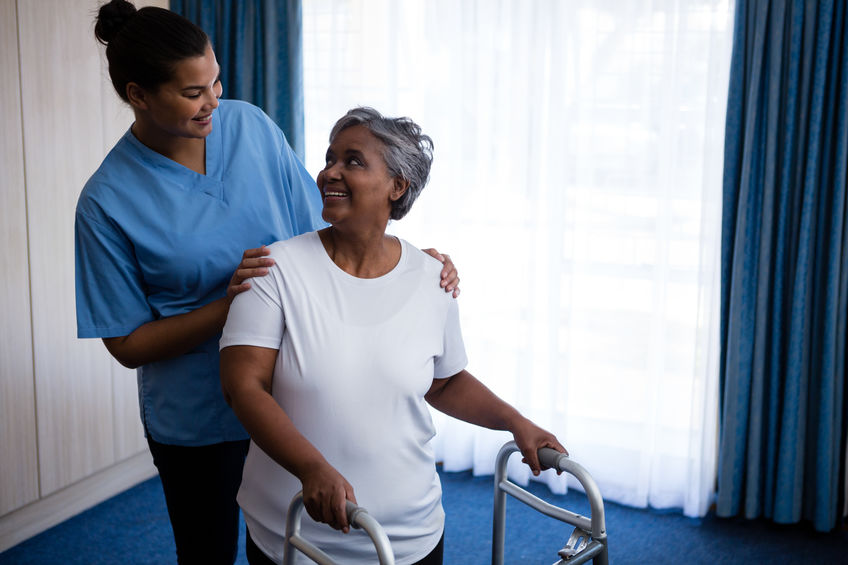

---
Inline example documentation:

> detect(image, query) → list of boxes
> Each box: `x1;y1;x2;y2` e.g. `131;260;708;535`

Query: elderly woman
220;107;565;565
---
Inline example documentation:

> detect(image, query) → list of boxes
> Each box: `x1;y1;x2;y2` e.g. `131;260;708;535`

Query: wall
0;0;166;551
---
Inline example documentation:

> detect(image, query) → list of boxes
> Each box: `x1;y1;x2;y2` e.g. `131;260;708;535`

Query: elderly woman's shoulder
264;232;319;260
401;239;446;277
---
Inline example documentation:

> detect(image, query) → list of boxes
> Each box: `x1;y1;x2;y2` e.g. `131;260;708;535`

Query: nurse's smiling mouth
323;191;349;200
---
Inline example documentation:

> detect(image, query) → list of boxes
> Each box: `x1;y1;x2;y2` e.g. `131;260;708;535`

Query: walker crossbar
282;491;396;565
492;441;609;565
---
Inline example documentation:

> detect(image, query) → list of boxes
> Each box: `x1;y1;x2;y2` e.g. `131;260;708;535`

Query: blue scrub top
75;99;326;445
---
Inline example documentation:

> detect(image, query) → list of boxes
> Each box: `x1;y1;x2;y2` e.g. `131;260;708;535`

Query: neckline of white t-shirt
310;231;408;287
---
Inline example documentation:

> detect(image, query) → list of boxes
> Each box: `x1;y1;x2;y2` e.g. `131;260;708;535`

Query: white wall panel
1;0;179;545
0;0;39;516
18;0;117;495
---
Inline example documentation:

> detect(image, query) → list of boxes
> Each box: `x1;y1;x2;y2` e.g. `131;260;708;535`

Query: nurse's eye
185;91;202;99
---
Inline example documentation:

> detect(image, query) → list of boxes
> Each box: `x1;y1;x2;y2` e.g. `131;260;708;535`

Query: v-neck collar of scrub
124;109;225;200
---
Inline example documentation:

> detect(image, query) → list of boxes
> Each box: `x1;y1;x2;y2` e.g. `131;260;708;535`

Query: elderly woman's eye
348;157;363;166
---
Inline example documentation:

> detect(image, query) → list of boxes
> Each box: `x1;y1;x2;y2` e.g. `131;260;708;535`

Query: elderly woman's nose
324;162;343;180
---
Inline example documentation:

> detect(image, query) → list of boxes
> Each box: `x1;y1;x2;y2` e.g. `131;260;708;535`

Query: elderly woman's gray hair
329;107;434;221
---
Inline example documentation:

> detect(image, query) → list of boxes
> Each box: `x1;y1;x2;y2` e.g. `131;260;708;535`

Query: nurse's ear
126;82;150;111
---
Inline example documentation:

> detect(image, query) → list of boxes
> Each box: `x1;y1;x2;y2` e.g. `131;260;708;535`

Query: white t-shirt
220;231;468;564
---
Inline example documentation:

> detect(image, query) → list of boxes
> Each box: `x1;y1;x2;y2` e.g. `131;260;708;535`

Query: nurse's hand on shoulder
301;462;358;534
423;248;461;298
226;246;276;301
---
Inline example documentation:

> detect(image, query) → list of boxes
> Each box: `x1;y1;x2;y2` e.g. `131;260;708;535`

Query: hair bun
94;0;137;44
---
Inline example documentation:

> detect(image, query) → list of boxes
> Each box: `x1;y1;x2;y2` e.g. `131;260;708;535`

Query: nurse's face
137;44;222;140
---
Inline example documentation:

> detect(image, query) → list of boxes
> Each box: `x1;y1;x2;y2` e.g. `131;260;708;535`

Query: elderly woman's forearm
220;346;329;479
231;388;326;477
426;370;525;432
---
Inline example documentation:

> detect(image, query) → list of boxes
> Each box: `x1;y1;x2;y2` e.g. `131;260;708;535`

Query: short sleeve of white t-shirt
220;231;467;564
219;264;287;351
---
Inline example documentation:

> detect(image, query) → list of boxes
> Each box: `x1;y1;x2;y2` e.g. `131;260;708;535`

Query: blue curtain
171;0;305;159
718;0;848;532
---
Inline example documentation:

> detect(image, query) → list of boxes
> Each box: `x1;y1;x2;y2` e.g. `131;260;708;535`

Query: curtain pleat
172;0;305;158
718;0;848;532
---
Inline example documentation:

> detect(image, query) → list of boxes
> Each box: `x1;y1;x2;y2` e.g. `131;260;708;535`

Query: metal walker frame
282;441;608;564
493;441;608;565
282;492;395;565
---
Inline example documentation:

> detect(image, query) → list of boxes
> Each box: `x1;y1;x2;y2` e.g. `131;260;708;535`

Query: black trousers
147;436;250;565
246;526;445;565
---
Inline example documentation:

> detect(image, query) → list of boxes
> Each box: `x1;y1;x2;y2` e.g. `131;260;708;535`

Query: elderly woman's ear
390;178;410;202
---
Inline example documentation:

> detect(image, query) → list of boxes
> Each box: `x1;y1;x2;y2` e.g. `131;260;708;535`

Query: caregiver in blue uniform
74;2;458;564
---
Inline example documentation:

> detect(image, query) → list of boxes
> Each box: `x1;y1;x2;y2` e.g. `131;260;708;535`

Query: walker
492;441;608;565
282;441;608;564
282;491;395;565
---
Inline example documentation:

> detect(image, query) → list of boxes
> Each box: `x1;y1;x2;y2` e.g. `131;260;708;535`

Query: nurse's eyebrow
182;72;222;92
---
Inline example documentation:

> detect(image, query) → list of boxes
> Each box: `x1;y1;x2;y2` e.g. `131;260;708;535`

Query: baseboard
0;451;157;553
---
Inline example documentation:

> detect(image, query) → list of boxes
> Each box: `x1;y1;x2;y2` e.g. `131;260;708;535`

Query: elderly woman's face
317;125;403;227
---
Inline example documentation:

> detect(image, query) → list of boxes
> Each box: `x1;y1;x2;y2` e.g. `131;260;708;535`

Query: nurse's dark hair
330;107;434;221
94;0;210;102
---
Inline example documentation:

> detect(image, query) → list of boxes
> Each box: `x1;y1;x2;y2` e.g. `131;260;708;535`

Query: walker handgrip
345;500;358;523
284;492;396;565
538;447;569;471
344;500;378;531
344;501;395;565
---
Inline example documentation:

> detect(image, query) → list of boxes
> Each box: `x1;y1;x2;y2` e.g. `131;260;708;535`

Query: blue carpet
2;468;846;564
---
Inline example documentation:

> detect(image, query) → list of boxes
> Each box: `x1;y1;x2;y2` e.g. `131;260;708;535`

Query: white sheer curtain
302;0;734;518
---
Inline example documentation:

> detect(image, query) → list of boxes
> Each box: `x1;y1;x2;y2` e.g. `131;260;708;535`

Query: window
303;0;734;517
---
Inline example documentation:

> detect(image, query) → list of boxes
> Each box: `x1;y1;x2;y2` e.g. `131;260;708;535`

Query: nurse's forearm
102;297;230;369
